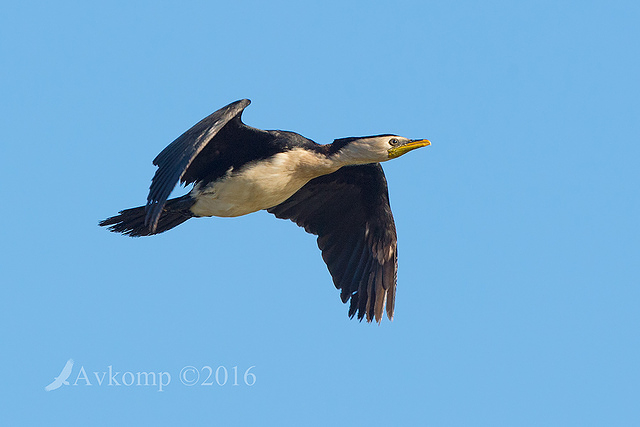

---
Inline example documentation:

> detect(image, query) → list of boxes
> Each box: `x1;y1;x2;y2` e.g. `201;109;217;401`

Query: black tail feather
100;195;195;237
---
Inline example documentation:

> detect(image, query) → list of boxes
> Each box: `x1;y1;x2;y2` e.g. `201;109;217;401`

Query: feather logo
44;359;74;391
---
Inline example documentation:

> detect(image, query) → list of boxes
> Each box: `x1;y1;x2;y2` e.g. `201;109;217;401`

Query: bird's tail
100;195;195;237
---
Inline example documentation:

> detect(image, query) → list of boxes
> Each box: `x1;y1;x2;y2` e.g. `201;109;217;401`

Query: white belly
189;149;338;218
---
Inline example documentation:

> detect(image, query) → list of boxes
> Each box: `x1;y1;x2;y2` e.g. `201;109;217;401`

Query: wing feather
268;163;398;322
145;99;252;232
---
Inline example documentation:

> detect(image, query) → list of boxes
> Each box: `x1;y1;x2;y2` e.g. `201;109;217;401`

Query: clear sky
2;1;639;425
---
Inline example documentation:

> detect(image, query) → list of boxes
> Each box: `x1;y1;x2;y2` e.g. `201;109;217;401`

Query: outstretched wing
268;163;398;322
146;99;273;232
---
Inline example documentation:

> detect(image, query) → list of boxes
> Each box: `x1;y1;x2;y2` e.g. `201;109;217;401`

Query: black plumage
268;163;397;321
100;99;430;322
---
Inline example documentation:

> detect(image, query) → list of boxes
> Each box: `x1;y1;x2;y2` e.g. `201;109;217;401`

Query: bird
45;359;74;391
100;99;430;322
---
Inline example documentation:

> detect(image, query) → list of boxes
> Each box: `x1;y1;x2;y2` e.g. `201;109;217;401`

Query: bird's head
331;135;431;165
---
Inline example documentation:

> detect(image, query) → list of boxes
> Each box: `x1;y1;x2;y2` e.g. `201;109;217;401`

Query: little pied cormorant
100;99;430;322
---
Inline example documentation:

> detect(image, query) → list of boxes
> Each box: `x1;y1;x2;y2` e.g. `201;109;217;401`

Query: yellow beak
388;139;431;159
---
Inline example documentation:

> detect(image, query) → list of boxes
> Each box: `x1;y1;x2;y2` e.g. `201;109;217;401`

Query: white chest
189;149;338;218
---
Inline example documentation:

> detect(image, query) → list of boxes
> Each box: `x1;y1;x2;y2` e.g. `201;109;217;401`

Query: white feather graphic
45;359;74;391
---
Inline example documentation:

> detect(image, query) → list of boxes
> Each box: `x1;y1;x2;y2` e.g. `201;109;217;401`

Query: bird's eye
389;138;399;146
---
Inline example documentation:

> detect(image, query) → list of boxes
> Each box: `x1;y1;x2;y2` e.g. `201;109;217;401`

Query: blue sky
1;1;639;425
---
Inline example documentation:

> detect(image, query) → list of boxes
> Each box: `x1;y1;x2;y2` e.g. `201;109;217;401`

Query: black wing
268;163;398;322
145;99;275;232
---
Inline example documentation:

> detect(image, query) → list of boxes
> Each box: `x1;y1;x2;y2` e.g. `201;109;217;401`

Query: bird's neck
277;145;375;181
326;143;379;168
275;148;343;180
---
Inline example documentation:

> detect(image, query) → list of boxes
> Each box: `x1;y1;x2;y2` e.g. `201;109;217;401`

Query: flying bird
100;99;430;322
45;359;74;391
